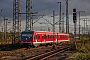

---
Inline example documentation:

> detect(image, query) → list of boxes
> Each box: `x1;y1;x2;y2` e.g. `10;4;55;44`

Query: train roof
22;30;34;32
21;30;69;35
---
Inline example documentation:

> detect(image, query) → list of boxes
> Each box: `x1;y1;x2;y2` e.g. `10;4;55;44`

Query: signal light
73;9;77;23
73;9;76;12
73;13;76;20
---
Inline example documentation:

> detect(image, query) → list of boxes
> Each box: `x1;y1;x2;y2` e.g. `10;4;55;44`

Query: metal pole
1;26;4;40
30;0;33;30
86;20;89;34
18;0;21;38
57;2;61;32
78;12;80;39
83;20;85;35
66;0;69;33
13;0;21;44
6;20;7;43
74;22;77;49
1;26;3;32
81;18;89;35
4;17;5;42
4;17;8;44
53;10;55;32
30;0;34;30
77;11;85;40
82;27;83;35
53;10;55;43
62;13;64;33
74;23;76;39
89;25;90;35
26;0;30;30
87;25;89;35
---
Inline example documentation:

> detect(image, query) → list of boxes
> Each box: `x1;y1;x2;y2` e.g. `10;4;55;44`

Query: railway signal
73;9;77;23
73;8;77;49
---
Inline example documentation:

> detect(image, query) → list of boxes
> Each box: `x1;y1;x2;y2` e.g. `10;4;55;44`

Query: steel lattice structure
26;0;33;30
13;0;21;44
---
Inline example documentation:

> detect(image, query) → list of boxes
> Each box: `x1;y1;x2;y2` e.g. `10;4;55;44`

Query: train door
56;33;58;44
57;34;61;42
37;34;42;43
42;34;46;43
33;33;36;43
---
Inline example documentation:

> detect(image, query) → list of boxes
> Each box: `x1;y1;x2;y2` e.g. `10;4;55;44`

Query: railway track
0;42;65;56
0;45;52;57
0;42;76;60
23;43;74;60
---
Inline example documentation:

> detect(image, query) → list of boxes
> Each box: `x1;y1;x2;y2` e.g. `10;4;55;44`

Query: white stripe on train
20;40;69;44
33;40;69;44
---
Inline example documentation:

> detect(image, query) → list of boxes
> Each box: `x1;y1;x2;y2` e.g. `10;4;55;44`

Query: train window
43;35;45;39
53;35;54;38
55;35;56;38
48;35;49;38
34;35;37;39
64;35;67;38
50;35;52;38
50;35;51;38
51;35;53;38
60;35;67;38
45;35;47;39
37;34;40;39
60;35;63;38
62;35;63;38
42;35;44;39
21;32;32;37
49;35;50;38
60;35;61;38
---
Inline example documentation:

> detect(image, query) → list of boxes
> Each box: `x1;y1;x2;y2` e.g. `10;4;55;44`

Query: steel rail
26;45;72;60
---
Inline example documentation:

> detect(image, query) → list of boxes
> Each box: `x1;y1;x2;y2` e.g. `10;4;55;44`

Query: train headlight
26;38;27;40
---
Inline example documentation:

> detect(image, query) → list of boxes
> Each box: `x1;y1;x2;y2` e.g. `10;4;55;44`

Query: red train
20;30;70;47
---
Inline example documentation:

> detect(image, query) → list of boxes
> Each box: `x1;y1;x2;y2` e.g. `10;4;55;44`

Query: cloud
68;0;90;16
0;0;90;32
0;0;90;19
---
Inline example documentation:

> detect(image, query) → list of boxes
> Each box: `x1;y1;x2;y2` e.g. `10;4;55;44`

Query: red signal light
73;13;76;16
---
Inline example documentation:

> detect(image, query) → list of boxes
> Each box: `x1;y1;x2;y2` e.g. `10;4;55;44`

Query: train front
20;30;34;46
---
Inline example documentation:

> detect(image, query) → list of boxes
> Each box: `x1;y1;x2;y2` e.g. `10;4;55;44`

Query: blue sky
0;0;90;33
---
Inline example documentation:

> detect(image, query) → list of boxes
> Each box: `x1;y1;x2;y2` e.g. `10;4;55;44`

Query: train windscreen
21;32;33;40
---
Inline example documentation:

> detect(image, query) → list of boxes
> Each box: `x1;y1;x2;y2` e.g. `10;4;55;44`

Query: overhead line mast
66;0;69;33
13;0;21;44
26;0;33;30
